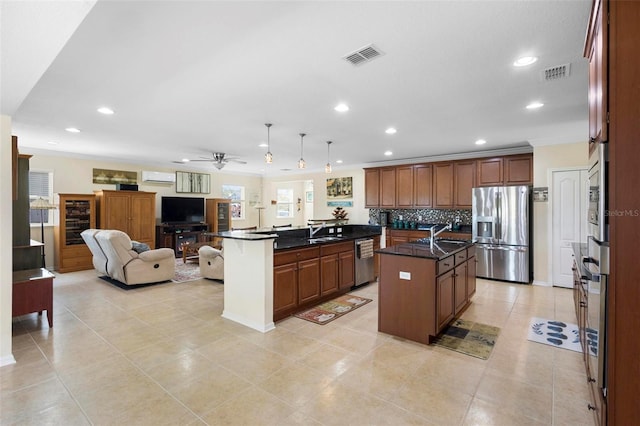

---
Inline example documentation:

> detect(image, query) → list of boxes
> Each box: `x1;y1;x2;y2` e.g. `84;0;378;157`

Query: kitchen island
377;239;476;344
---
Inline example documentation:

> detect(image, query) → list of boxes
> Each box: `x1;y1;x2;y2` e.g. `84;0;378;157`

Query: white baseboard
0;354;16;367
533;280;552;287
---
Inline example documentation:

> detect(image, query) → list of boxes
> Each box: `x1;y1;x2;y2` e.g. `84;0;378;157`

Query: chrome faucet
429;224;452;251
309;222;326;238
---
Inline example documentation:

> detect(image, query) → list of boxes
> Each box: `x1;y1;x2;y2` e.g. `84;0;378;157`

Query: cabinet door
436;270;455;332
587;0;607;150
504;155;533;185
364;169;381;208
454;160;476;208
320;254;339;296
298;258;321;304
413;164;433;208
274;263;298;316
102;192;131;232
373;236;381;280
454;262;468;314
395;165;414;207
477;158;503;186
467;256;477;298
338;250;355;290
433;162;454;208
379;168;396;208
130;193;156;245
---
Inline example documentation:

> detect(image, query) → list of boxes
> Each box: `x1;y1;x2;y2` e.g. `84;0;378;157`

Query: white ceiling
2;0;592;176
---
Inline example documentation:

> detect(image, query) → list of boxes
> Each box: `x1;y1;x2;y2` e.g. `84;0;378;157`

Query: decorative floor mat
433;319;500;360
527;317;597;354
173;259;202;283
294;294;372;325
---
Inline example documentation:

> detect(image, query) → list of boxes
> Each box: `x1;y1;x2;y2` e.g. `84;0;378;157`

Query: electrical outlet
399;215;403;220
418;215;422;221
328;228;334;234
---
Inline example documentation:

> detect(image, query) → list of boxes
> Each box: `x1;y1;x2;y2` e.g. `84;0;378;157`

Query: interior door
551;169;588;288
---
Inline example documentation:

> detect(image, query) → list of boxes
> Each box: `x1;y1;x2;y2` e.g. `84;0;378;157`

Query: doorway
550;168;587;288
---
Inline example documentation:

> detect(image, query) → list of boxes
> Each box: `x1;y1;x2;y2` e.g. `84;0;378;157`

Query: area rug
294;294;372;325
172;258;202;283
432;319;500;360
527;317;596;354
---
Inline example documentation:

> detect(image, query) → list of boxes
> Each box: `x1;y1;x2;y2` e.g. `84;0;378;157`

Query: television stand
155;223;210;257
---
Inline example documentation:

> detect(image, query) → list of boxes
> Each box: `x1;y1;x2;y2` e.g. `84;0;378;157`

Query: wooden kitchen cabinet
436;268;455;331
413;163;433;208
339;250;355;290
273;262;298;318
320;254;339;296
95;190;156;247
504;155;533;185
297;258;321;305
453;160;476;208
395;165;414;207
273;246;320;320
433;162;454;208
380;168;396;208
467;245;477;298
476;157;504;187
586;0;607;153
364;168;380;208
453;258;468;314
320;241;354;292
54;194;96;273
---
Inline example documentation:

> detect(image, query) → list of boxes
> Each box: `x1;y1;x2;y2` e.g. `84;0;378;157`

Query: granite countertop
209;225;382;251
377;239;474;260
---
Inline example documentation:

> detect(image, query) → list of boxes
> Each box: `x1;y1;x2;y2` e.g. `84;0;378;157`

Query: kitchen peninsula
212;224;382;332
377;238;476;344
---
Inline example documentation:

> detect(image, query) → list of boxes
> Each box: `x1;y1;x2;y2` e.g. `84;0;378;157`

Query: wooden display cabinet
95;190;156;248
54;194;96;273
205;198;231;246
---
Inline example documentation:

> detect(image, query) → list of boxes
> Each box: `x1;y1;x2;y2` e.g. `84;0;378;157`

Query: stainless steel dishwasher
354;238;375;287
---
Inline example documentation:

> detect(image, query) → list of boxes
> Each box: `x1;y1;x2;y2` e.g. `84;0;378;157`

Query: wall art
93;168;137;185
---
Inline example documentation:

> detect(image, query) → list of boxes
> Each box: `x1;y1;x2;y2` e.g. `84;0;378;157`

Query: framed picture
176;171;210;194
93;168;137;185
326;177;352;199
305;191;313;202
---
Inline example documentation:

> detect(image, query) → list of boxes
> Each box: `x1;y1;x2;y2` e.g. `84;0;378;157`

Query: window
276;188;294;218
222;184;245;219
29;170;54;225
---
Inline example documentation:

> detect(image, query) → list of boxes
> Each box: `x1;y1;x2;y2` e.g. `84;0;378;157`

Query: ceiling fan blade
228;159;247;164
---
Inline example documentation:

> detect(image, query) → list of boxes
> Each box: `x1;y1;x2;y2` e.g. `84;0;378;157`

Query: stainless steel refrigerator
472;185;532;283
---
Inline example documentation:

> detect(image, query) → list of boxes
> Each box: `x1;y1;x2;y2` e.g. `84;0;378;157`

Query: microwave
587;143;608;243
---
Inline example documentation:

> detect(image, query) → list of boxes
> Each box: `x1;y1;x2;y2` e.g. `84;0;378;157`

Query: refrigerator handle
495;192;502;241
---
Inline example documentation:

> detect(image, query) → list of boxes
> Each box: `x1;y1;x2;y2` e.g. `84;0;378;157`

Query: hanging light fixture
325;141;333;173
264;123;273;164
298;133;306;169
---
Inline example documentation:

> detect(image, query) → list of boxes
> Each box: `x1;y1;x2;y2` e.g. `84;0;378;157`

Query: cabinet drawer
437;256;455;275
454;250;468;265
320;241;353;256
274;247;319;266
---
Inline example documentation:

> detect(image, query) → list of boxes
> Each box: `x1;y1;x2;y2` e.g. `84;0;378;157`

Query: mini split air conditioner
141;171;175;184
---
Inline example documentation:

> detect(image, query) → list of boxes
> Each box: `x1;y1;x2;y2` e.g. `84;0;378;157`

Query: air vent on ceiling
542;63;571;81
343;44;384;66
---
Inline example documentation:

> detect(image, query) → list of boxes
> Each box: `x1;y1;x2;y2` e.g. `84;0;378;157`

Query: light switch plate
399;271;411;280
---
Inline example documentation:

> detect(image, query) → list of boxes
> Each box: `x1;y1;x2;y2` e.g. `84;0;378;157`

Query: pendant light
264;123;273;164
325;141;332;173
298;133;306;169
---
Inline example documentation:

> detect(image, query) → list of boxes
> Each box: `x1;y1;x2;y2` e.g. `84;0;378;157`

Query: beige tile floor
2;270;596;425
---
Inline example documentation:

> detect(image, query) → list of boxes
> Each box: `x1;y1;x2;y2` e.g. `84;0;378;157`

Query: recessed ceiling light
258;143;268;148
513;56;538;67
526;102;544;109
48;141;59;145
334;103;349;112
384;151;393;156
97;107;114;115
475;139;487;145
336;159;343;164
65;127;80;133
385;127;397;135
181;158;190;162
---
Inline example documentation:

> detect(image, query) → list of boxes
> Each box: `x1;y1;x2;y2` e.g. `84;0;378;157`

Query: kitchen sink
434;239;469;246
308;236;344;243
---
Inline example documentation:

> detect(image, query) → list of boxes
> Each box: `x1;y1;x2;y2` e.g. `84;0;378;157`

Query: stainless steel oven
587;143;608;242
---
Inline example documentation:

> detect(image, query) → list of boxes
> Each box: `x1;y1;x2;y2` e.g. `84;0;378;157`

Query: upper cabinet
364;153;532;209
364;169;380;208
477;154;532;187
585;0;607;155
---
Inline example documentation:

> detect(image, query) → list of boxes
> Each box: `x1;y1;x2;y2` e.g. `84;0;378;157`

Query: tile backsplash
368;208;472;226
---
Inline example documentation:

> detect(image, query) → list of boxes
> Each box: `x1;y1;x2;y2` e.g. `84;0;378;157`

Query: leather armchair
198;245;224;281
85;229;175;285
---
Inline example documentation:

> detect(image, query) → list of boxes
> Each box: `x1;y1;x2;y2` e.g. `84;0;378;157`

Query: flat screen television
161;196;205;224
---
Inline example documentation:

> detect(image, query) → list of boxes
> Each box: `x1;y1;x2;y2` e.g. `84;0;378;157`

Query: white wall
533;142;589;285
1;115;15;366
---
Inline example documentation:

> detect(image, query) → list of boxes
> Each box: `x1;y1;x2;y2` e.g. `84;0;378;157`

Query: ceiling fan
173;152;246;170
